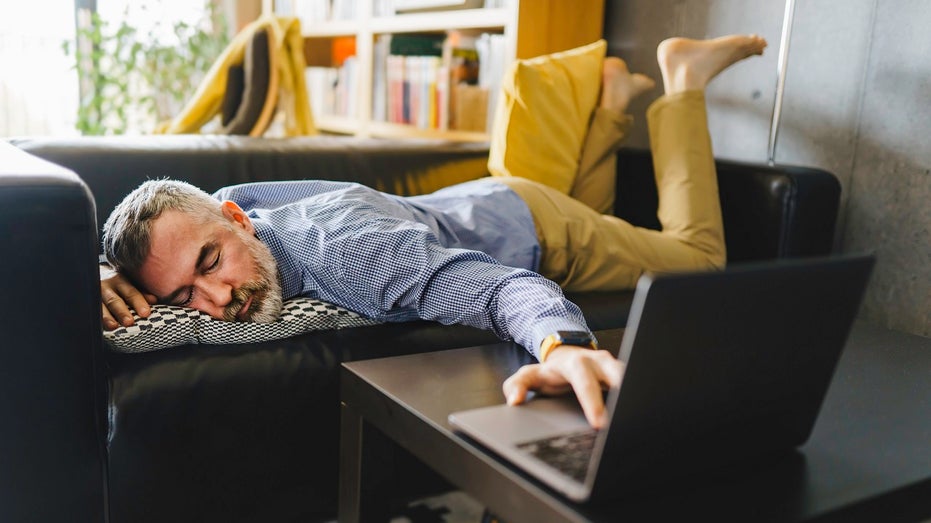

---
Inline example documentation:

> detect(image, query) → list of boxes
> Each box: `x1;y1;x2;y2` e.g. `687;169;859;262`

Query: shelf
287;0;605;142
301;19;361;37
369;8;511;33
314;116;489;142
302;7;511;37
366;121;489;142
314;115;361;135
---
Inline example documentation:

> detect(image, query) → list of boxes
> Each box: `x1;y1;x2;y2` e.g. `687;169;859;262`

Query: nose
198;276;233;311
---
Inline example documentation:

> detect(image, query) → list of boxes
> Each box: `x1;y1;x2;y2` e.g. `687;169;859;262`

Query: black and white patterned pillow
103;298;380;353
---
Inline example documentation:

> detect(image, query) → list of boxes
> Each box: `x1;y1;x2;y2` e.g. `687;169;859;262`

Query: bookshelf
270;0;605;141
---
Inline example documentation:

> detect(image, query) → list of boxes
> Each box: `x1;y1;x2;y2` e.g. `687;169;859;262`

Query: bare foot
657;34;767;94
600;57;656;114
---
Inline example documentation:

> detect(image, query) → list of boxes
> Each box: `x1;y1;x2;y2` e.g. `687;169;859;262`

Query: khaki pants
492;91;726;291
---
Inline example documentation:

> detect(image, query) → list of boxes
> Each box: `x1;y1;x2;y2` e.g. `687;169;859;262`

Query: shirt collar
252;216;303;300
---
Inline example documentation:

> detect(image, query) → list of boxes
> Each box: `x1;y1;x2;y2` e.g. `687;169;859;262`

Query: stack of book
382;34;444;129
305;36;357;119
375;31;504;133
288;0;508;133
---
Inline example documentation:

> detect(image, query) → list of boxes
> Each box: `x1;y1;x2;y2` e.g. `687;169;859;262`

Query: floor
390;491;486;523
327;490;487;523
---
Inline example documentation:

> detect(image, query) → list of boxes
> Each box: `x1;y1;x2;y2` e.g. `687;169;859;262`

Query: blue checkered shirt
213;179;591;359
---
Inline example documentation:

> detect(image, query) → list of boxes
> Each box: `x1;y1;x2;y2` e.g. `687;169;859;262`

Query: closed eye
206;251;220;272
177;251;219;306
162;242;221;307
178;288;195;307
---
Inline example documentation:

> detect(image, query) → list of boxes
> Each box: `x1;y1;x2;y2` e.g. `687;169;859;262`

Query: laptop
448;255;875;502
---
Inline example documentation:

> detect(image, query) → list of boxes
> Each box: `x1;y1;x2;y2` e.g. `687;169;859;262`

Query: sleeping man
99;34;767;428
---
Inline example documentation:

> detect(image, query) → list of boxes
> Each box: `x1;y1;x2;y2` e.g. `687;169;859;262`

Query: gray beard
222;229;283;323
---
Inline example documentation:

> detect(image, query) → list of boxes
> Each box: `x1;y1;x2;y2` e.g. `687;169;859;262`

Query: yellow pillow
488;40;606;194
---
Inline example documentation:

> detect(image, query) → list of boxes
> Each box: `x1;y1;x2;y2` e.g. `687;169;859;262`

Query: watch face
557;330;593;345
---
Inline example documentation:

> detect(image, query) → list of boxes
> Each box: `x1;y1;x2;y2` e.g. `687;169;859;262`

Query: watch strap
539;333;596;362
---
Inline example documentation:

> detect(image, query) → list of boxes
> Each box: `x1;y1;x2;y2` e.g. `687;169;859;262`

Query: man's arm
322;227;623;428
417;259;624;428
99;265;155;330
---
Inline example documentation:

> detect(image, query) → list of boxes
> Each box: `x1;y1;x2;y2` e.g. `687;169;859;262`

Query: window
1;0;227;137
0;1;78;136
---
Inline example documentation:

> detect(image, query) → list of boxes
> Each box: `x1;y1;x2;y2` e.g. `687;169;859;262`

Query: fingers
101;303;121;331
503;347;624;429
503;365;572;405
100;272;152;330
558;349;622;429
100;285;139;329
502;370;530;406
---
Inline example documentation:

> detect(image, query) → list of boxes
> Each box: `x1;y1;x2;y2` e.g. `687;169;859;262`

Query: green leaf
70;0;230;135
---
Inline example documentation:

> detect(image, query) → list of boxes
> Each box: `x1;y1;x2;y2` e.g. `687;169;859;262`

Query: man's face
135;205;282;322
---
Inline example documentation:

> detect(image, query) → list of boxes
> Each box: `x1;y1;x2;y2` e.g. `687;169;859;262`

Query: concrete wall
603;0;930;337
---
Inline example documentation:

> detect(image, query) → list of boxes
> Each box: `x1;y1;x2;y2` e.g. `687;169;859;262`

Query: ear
220;200;255;235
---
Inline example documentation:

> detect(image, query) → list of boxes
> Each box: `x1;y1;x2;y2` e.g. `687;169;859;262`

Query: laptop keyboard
516;430;597;483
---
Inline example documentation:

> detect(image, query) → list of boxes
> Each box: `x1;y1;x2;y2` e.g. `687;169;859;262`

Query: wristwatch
539;330;598;362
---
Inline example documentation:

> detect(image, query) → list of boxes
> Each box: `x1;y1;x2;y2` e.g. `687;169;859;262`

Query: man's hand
502;346;624;429
100;265;156;330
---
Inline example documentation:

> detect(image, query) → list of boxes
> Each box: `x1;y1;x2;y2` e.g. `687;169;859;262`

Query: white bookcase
269;0;605;141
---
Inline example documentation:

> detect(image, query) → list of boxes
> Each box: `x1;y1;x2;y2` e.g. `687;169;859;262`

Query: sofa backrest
12;135;492;246
0;142;108;522
615;148;841;262
12;136;841;263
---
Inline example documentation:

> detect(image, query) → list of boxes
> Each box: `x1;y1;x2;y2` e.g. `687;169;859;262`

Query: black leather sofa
3;135;841;523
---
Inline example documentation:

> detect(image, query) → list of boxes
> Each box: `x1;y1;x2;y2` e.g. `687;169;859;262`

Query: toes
633;73;656;89
603;56;631;75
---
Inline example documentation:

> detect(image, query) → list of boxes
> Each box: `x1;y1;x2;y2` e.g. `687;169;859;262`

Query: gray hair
102;179;224;276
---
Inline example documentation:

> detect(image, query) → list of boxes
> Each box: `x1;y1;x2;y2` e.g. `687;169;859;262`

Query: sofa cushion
488;39;606;194
103;297;379;353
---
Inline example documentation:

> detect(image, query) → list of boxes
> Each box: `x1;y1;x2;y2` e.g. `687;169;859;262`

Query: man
100;35;767;428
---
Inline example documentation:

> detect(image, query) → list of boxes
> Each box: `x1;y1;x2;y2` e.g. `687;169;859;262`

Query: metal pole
768;0;797;166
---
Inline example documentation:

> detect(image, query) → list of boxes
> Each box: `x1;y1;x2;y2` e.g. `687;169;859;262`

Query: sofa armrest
0;143;108;522
615;148;841;262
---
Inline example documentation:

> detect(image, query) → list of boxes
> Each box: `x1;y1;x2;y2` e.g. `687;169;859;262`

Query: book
291;0;331;26
386;54;405;123
443;32;480;131
453;84;488;132
306;66;338;117
374;31;504;132
372;35;391;122
476;32;505;133
336;56;358;117
385;34;446;128
389;34;445;57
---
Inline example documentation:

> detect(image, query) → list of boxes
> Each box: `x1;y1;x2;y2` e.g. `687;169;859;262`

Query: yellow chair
157;15;316;137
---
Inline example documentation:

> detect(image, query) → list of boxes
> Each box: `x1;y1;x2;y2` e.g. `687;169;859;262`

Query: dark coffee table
338;321;931;522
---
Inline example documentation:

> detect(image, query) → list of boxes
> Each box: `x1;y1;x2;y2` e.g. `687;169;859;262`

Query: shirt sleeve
326;221;593;361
